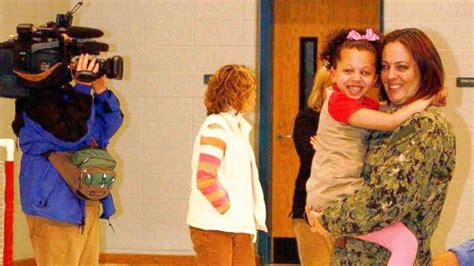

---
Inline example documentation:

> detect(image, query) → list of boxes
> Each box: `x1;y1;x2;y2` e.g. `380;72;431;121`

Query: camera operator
13;53;123;266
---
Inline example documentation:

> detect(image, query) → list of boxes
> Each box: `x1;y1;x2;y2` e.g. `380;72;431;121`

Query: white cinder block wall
74;0;259;256
0;0;472;260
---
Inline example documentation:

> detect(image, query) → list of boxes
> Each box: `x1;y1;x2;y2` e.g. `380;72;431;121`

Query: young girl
291;66;333;265
186;65;267;265
305;28;432;265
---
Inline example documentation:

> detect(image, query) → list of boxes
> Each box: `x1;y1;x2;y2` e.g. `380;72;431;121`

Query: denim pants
189;226;256;266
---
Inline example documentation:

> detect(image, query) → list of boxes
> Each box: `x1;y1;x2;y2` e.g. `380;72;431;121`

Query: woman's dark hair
320;28;383;71
383;28;444;101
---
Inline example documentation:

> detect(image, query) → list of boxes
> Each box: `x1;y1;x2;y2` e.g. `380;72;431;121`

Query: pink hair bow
347;29;380;41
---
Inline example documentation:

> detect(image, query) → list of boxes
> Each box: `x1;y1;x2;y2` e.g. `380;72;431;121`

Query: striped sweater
196;123;230;214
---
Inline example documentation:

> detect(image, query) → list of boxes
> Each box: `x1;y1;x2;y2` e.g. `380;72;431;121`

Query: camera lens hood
111;56;123;80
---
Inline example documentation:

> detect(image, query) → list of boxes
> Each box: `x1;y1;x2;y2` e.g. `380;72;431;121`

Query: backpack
48;148;117;201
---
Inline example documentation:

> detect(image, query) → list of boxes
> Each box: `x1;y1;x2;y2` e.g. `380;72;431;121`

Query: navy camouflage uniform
318;106;456;265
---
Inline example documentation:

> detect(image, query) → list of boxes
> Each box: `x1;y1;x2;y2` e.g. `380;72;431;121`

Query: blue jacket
18;84;123;225
451;239;474;266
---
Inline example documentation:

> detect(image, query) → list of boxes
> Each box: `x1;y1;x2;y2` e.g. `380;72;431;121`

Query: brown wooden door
272;0;381;238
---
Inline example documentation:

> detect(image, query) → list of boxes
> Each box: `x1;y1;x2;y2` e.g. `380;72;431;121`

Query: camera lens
99;56;123;80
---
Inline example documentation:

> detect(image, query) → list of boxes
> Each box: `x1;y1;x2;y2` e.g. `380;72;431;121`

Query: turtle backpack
48;148;117;201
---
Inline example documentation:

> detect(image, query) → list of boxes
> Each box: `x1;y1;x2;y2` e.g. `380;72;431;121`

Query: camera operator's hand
74;54;106;94
74;53;98;85
91;75;107;95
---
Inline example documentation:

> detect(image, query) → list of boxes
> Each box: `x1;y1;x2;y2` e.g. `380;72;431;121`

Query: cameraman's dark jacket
16;84;123;225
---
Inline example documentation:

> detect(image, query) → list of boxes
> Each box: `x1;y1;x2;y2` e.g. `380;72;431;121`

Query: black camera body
0;3;123;98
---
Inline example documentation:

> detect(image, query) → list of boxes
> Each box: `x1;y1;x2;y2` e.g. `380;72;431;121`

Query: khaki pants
433;251;460;266
26;201;101;266
189;227;256;266
293;218;334;266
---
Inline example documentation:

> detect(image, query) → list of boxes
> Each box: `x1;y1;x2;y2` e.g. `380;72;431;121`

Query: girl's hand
433;85;448;107
310;135;318;151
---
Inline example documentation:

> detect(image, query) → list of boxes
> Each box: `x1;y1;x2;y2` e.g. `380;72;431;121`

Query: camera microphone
66;26;103;39
81;41;109;52
71;40;109;54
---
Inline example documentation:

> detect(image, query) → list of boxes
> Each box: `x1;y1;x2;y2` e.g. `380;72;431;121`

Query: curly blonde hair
205;64;257;115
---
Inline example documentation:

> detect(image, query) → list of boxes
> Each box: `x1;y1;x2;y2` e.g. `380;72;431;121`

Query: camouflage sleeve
318;115;445;237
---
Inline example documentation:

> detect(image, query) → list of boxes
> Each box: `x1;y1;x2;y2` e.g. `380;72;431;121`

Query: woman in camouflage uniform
311;28;456;265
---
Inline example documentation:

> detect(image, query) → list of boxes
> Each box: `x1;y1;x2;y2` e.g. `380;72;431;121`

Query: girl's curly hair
320;28;383;71
205;64;256;115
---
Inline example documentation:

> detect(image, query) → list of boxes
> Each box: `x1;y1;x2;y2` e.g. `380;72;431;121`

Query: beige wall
0;0;472;260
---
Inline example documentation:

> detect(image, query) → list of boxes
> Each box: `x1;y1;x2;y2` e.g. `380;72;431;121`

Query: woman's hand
305;204;316;226
309;213;330;235
310;135;318;151
305;204;330;235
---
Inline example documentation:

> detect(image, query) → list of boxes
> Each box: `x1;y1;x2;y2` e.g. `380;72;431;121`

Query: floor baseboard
14;253;261;265
13;253;195;265
100;253;195;264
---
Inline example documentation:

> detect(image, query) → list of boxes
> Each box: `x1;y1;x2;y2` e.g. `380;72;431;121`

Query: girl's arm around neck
348;97;432;131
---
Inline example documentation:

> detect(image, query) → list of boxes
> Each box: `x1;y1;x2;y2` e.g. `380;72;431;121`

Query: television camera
0;1;123;98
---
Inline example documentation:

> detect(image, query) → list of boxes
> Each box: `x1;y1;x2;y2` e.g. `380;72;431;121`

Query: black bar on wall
299;38;317;110
258;0;273;263
299;37;318;110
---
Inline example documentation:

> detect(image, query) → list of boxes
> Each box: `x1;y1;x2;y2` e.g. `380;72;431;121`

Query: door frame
257;1;385;264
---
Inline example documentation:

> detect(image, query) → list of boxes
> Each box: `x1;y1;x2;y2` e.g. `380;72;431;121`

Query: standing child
186;65;267;265
305;28;433;266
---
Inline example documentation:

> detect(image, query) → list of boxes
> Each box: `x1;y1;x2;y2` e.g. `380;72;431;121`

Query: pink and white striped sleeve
196;123;230;214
